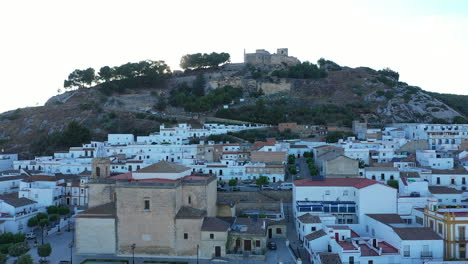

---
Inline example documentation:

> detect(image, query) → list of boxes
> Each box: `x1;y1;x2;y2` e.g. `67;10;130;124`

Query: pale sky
0;0;467;113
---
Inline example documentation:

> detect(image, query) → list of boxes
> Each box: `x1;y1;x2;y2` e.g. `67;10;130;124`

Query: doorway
268;228;272;239
215;246;221;257
244;240;251;251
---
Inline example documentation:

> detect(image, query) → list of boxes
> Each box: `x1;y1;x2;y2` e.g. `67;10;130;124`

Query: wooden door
215;246;221;257
244;240;251;251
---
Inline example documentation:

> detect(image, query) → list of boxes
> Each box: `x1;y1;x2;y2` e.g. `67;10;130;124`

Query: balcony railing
421;251;433;258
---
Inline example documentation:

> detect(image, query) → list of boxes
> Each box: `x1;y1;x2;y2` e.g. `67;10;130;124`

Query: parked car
217;187;228;192
262;186;274;190
278;183;293;190
267;241;277;250
25;232;36;239
248;183;260;188
295;165;301;172
231;186;241;192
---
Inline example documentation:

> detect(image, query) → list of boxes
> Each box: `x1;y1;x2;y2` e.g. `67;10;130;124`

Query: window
453;199;457;203
184;233;188;239
429;220;434;229
311;226;316;231
256;240;260;247
451;179;455;185
368;261;373;264
416;216;423;225
349;256;354;264
343;191;348;196
276;228;282;234
403;245;410;257
366;225;369;233
210;234;214;239
437;177;440;184
188;196;192;204
144;199;150;210
372;228;375;236
381;173;385;180
325;190;330;195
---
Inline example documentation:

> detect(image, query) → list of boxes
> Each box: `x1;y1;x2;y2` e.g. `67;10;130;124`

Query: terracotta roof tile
294;178;391;189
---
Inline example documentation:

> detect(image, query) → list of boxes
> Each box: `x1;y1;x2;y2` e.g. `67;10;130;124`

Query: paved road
294;158;311;180
18;227;296;264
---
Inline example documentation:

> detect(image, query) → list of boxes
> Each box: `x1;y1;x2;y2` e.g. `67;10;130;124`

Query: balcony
421;251;433;258
296;201;356;213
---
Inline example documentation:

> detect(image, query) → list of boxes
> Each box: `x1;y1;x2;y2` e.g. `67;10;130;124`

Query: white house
421;168;468;191
293;178;398;225
0;192;38;233
363;214;443;264
416;150;454;170
364;167;400;183
18;175;63;207
0;153;18;171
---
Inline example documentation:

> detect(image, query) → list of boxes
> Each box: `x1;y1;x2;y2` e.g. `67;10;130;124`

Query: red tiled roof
110;172;132;180
126;160;144;163
183;175;208;181
207;165;227;168
360;244;379;256
109;172;207;183
294;178;392;189
253;138;276;150
379;241;398;254
351;230;360;238
223;151;240;154
338;241;357;250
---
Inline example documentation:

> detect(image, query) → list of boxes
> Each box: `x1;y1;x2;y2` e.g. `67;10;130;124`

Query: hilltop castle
243;48;300;67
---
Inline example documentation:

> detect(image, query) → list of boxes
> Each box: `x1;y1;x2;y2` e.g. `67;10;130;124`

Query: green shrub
0;244;12;255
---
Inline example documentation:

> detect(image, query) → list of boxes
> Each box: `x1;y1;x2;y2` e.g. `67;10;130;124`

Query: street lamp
69;240;73;264
131;243;136;264
196;244;199;264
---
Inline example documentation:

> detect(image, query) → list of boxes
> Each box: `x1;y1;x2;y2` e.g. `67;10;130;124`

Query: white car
278;183;293;190
26;232;36;239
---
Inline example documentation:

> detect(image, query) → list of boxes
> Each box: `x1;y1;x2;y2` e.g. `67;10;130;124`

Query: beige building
76;161;219;257
76;160;287;259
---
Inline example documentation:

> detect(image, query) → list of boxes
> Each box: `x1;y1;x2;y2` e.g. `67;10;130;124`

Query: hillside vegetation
0;53;466;157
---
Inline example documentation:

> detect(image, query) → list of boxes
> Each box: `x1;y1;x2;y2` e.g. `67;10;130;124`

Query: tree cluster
317;58;342;71
217;98;362;127
288;165;297;175
0;232;30;264
228;128;299;143
378;67;399;81
325;131;356;143
170;81;243;113
180;52;230;70
31;121;92;156
63;60;171;91
255;176;270;186
304;154;318;176
271;62;327;79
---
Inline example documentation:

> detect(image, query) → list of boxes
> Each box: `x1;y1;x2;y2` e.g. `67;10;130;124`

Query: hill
0;57;466;157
